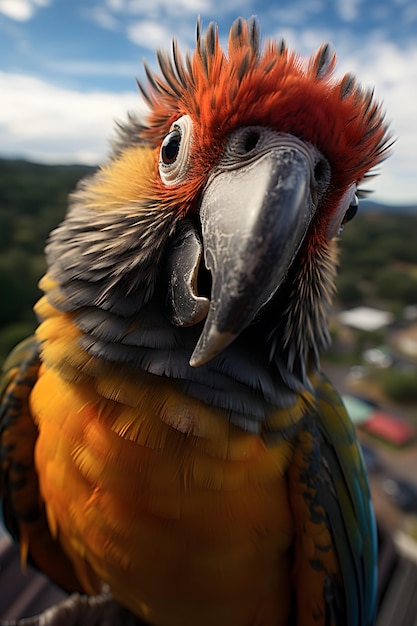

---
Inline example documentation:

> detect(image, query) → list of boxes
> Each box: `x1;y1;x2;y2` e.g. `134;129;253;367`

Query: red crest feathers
139;17;391;199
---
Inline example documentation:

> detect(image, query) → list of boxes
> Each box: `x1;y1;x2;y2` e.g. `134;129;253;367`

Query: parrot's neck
35;279;324;440
37;204;337;438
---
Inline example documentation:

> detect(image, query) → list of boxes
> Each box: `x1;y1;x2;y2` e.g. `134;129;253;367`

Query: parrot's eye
326;183;359;240
159;115;193;186
161;130;181;165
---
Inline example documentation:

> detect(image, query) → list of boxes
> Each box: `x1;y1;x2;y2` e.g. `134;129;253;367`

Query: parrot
0;16;391;626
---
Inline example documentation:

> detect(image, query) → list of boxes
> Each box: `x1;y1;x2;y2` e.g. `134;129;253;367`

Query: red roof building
361;411;417;447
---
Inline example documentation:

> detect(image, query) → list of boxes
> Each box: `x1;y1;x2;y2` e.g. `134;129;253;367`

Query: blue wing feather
313;373;377;626
288;371;377;626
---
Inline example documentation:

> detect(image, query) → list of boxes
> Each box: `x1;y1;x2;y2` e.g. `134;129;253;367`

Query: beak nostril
197;262;212;300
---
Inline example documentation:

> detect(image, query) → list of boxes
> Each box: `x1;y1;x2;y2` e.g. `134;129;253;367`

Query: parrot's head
41;18;391;430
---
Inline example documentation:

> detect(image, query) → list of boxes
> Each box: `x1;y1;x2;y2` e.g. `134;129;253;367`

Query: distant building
361;411;417;447
338;306;395;332
392;322;417;359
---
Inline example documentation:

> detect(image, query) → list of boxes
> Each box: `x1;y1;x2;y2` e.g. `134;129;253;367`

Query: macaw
0;17;391;626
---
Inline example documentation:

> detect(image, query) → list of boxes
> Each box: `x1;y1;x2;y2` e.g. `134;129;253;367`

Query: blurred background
1;1;417;624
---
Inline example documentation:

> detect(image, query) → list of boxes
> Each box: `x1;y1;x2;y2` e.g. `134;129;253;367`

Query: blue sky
0;0;416;205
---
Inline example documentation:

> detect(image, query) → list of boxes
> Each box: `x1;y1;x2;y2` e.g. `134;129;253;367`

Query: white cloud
127;20;174;50
265;0;326;28
0;71;147;164
81;6;119;31
0;0;50;21
337;0;362;21
88;0;252;50
87;0;212;30
42;59;140;77
107;0;125;10
125;0;211;13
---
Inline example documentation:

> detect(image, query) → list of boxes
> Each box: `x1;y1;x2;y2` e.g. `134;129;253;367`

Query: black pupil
161;129;181;165
243;130;260;153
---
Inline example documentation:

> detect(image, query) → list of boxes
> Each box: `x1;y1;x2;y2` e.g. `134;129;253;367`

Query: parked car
380;477;417;514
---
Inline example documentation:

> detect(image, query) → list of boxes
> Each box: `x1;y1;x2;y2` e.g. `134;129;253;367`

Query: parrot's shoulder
288;371;377;626
0;335;40;398
1;336;41;537
0;337;41;475
0;336;86;591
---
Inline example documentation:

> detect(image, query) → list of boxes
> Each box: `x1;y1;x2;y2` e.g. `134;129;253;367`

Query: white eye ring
159;114;193;186
326;183;358;240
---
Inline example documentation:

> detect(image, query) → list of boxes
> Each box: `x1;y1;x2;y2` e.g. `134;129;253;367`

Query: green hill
0;159;94;359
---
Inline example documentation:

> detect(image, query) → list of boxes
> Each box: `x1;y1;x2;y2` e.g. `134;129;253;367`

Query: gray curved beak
190;139;318;367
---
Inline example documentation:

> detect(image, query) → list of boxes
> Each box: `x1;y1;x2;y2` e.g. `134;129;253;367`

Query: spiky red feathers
139;17;391;207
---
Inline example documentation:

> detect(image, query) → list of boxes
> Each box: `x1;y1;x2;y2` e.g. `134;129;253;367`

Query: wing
1;336;42;543
0;337;83;591
288;372;377;626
